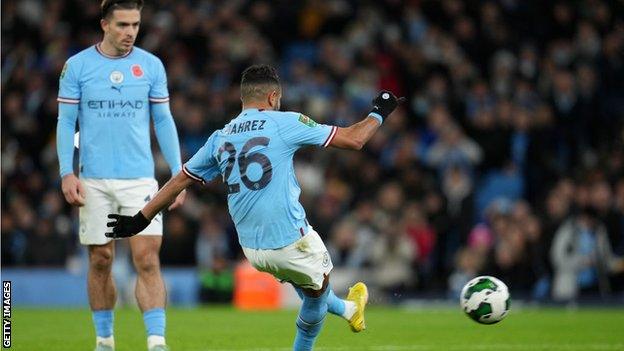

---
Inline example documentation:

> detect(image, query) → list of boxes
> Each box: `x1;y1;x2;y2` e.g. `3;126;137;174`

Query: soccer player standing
56;1;183;350
106;65;403;350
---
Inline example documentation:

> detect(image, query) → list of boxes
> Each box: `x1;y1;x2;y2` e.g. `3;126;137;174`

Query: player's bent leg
88;242;117;350
285;227;359;327
293;284;358;323
130;235;168;351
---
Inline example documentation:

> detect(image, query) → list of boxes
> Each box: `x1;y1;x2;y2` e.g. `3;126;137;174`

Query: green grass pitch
11;306;624;350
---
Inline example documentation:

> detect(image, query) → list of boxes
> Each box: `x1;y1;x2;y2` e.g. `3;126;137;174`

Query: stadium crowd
2;0;624;302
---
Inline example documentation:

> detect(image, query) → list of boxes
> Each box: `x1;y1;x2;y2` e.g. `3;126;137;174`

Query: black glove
369;90;406;121
105;211;150;239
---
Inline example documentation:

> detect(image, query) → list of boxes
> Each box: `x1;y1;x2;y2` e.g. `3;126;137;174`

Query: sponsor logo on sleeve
60;63;68;79
298;114;318;127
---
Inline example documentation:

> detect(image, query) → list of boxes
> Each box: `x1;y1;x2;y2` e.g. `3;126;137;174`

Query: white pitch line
202;344;624;351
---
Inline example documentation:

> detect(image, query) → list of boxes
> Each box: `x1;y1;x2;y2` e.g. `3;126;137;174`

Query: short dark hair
240;65;281;102
101;0;144;19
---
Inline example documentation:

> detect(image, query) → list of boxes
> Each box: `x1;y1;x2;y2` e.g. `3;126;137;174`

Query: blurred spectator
426;123;482;177
448;248;484;298
371;221;415;297
551;206;624;301
441;166;474;259
198;255;234;304
403;202;435;285
196;216;231;270
327;218;372;269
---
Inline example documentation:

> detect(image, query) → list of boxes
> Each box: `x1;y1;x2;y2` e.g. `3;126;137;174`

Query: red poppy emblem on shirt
131;64;144;78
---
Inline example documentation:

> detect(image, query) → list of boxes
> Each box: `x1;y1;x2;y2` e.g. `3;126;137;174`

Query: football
460;276;510;324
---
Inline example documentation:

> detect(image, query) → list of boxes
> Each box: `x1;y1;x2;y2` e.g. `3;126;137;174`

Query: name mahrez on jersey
226;119;266;135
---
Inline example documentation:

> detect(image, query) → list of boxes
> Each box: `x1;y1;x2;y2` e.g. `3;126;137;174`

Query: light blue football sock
92;310;114;338
293;288;329;351
143;308;166;336
295;286;345;317
326;289;346;316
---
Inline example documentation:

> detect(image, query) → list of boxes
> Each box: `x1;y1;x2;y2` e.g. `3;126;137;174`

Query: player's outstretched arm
329;91;404;150
105;171;194;239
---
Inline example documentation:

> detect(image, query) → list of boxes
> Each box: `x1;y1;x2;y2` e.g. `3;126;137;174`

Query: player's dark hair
240;64;281;102
101;0;144;19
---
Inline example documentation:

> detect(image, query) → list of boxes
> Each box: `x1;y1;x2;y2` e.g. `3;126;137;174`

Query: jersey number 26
218;137;272;194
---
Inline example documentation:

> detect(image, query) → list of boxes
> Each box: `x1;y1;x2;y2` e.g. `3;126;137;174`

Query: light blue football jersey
184;109;337;249
58;44;176;178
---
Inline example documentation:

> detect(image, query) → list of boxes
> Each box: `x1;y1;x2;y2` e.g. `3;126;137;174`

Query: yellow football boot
346;282;369;332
